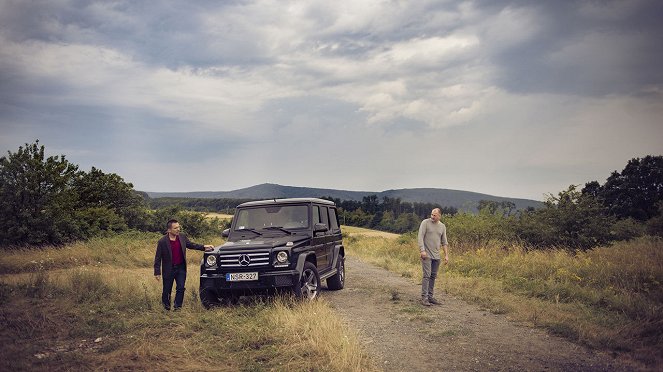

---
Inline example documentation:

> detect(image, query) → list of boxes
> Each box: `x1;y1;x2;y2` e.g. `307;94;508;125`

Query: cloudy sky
1;0;661;200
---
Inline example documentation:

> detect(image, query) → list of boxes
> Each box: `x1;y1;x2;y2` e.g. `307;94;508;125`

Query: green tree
583;155;663;221
646;202;663;237
362;195;380;214
393;212;420;233
0;141;80;246
73;167;146;229
378;210;396;231
148;206;221;237
516;185;614;250
478;200;516;216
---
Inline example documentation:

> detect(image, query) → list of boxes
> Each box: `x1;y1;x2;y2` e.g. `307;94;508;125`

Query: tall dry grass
346;234;663;366
0;232;377;371
0;231;225;274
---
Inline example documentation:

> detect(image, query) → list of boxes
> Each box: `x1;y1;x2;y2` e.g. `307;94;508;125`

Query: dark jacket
154;234;205;278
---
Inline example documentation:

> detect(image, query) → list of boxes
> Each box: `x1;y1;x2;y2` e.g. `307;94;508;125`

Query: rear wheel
293;262;320;300
326;255;345;290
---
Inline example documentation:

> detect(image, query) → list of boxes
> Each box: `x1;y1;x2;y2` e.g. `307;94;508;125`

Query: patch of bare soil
322;256;646;372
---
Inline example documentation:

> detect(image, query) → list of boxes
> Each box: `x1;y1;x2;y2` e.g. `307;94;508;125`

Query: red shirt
169;237;184;265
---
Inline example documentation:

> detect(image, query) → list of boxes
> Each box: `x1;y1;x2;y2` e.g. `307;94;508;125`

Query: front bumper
200;269;298;294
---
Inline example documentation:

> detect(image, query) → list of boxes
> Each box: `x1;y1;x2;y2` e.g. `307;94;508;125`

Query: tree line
1;141;661;250
0;141;221;247
446;156;663;250
147;156;663;250
146;193;457;234
320;195;457;233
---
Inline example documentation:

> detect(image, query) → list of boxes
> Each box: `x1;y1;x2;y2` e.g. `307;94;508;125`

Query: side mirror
314;223;328;233
222;228;230;238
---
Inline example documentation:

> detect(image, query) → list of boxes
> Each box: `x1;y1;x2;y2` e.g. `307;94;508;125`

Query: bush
0;141;148;247
146;206;222;238
0;141;79;246
75;207;128;238
444;211;516;250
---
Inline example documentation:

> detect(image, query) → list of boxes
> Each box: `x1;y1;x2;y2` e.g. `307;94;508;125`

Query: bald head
430;208;441;222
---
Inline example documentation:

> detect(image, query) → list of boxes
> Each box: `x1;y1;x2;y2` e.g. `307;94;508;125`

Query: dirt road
322;255;639;372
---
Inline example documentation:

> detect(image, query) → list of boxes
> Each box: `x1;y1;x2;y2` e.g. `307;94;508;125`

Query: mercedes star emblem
238;254;251;266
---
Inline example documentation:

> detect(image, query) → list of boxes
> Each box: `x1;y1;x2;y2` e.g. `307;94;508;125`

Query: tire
326;255;345;290
200;287;221;309
293;261;320;300
220;294;240;306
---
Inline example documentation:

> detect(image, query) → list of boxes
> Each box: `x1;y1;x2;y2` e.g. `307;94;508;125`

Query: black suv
199;198;345;307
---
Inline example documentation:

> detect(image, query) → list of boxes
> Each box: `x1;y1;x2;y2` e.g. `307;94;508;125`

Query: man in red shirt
154;219;214;310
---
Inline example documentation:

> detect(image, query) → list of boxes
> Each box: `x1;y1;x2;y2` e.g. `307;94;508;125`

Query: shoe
428;297;441;305
421;298;432;306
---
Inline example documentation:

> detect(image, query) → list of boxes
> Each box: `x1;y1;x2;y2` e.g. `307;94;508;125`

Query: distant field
342;225;400;239
204;212;233;220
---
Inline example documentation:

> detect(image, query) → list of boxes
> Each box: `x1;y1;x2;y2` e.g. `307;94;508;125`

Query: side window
313;206;321;224
328;208;339;231
319;206;329;228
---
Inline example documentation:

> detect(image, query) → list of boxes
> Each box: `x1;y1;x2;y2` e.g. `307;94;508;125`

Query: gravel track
322;255;642;372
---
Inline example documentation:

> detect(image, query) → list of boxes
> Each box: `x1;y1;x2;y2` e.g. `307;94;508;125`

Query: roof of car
237;198;335;208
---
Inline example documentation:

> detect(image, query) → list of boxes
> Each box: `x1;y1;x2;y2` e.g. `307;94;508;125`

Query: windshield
234;205;309;231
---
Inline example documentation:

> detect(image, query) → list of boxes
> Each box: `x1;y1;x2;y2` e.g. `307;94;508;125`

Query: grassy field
3;228;661;369
0;232;377;371
346;233;663;366
203;212;234;220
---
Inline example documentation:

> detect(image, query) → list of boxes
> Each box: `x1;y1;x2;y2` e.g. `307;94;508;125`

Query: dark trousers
162;264;187;310
421;258;441;299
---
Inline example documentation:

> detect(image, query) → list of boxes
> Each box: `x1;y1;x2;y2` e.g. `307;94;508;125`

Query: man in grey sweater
417;208;449;306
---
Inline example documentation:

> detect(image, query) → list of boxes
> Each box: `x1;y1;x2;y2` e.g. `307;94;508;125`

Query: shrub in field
514;185;615;250
0;141;80;246
145;206;223;237
443;211;516;252
646;202;663;237
0;141;149;247
75;207;129;237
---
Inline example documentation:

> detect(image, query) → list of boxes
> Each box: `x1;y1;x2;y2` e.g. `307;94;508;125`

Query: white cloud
1;0;661;200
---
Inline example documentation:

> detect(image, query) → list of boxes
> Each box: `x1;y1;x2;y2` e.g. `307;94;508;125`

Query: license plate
226;272;258;281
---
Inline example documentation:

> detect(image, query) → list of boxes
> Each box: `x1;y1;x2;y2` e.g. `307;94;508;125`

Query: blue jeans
421;258;440;299
162;264;187;310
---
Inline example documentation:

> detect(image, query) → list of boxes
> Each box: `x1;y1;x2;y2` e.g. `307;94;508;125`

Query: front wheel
326;255;345;290
293;262;320;300
200;287;221;309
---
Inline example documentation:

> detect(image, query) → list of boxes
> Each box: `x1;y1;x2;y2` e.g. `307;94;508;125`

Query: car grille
218;250;270;268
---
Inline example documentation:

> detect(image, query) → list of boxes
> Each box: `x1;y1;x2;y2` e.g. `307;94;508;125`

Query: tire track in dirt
322;255;640;372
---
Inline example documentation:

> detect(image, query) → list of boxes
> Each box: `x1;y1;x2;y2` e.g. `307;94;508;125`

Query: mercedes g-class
199;198;345;307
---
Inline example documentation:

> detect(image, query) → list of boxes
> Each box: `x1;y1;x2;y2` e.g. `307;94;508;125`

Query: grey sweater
417;218;448;260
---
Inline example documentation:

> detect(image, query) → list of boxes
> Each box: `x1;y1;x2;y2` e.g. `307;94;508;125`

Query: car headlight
276;251;288;263
206;255;217;267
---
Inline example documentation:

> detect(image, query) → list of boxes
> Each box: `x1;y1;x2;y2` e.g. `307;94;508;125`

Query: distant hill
144;183;543;212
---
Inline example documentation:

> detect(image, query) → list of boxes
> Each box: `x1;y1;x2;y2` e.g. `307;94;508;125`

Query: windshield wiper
262;226;293;235
235;227;262;236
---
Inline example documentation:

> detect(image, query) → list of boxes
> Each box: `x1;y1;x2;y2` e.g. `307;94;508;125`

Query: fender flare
295;251;317;281
329;244;344;268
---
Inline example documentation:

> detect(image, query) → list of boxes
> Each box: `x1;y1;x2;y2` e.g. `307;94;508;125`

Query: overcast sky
1;0;662;201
